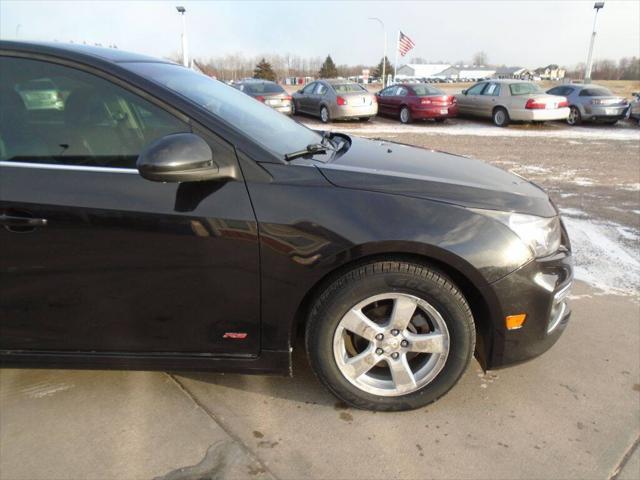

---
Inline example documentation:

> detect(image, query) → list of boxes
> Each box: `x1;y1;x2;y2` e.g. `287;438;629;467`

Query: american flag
398;31;415;57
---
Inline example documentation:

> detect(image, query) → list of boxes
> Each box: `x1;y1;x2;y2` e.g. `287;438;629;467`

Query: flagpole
393;30;400;84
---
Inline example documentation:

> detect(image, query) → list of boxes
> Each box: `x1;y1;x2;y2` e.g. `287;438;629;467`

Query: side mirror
137;133;223;183
462;89;468;95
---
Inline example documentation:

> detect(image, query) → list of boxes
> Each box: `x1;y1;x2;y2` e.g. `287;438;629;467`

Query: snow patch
561;215;640;297
572;178;594;187
618;183;640;192
303;119;640;142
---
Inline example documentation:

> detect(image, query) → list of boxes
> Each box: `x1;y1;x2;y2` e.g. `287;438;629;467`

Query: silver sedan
292;79;378;122
547;84;629;126
456;80;569;127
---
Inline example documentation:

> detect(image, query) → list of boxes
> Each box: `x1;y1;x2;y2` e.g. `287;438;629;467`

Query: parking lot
1;111;639;479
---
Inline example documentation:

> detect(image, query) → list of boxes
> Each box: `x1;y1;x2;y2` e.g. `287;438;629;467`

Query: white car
456;80;570;127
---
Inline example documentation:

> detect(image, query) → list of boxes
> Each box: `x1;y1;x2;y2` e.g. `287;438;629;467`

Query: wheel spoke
343;347;379;379
405;332;445;353
388;296;417;331
341;309;383;341
388;355;417;393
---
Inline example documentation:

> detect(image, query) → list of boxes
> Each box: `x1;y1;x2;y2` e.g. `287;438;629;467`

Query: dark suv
0;42;573;411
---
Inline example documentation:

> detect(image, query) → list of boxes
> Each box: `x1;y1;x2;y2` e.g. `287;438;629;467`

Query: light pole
368;17;387;87
584;1;605;83
176;6;189;68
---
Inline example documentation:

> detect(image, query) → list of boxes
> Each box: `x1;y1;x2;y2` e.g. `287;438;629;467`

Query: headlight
475;210;561;258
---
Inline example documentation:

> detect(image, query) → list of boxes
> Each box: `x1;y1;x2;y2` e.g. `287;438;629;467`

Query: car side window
315;83;327;95
301;82;316;94
397;87;409;96
0;56;190;168
466;83;486;95
482;83;500;96
379;87;394;97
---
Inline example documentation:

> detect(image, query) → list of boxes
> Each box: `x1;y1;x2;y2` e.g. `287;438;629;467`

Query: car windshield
125;62;321;158
242;83;285;94
509;83;542;96
580;87;613;97
333;83;367;93
411;84;444;96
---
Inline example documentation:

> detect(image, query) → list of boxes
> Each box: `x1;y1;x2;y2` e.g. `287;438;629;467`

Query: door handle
0;214;48;228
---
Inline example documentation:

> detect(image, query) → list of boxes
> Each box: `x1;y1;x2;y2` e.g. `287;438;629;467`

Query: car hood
317;136;556;217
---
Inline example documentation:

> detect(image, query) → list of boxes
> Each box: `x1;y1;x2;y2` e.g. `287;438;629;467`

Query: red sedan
376;83;458;124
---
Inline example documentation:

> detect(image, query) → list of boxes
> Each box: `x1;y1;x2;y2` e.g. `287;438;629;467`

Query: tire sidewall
493;107;509;127
320;106;330;123
400;106;411;124
307;266;474;411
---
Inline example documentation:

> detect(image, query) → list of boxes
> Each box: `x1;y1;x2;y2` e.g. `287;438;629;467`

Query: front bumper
486;240;573;369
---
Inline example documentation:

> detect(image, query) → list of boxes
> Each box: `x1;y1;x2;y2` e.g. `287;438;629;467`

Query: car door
0;55;261;355
376;86;394;115
477;82;501;116
394;86;410;117
296;82;315;113
311;82;328;116
457;82;487;116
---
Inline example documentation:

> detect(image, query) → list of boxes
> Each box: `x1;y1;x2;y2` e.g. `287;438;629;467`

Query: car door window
466;83;486;95
397;87;409;96
0;56;190;168
482;83;500;96
379;86;394;97
300;82;316;95
315;83;327;95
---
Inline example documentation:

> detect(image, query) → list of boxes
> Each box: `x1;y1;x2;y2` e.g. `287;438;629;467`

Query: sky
1;0;639;68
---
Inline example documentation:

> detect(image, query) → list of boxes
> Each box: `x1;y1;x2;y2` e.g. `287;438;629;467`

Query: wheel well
292;252;494;367
492;105;507;115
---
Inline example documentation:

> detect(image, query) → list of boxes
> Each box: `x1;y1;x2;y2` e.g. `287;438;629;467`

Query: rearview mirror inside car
137;133;227;183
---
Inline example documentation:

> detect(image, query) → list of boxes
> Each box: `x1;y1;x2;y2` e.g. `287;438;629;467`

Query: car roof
322;78;356;84
237;79;277;84
0;40;173;65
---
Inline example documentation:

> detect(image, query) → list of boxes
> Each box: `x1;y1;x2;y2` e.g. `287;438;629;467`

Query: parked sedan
292;79;377;122
456;80;569;127
376;83;458;124
546;84;629;126
0;41;573;412
629;92;640;125
234;79;292;115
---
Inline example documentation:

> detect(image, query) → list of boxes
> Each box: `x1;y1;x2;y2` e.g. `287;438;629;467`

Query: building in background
436;65;496;80
395;63;451;79
494;66;534;79
534;64;566;80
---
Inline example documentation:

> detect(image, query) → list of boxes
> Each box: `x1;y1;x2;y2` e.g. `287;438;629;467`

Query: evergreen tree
373;56;393;80
253;58;277;81
318;55;338;78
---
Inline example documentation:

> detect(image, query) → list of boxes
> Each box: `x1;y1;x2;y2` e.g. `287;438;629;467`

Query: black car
0;42;573;411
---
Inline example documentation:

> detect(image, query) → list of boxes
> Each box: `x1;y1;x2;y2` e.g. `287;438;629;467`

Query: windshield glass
126;62;321;158
333;83;367;93
509;83;542;95
411;84;444;96
242;83;285;94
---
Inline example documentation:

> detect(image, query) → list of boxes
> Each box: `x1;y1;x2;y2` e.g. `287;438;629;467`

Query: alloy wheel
320;106;329;123
400;107;410;124
333;293;450;397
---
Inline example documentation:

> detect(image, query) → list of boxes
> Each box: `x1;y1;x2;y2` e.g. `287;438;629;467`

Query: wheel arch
291;243;501;370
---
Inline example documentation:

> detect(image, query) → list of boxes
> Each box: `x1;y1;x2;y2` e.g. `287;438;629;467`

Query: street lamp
368;17;387;87
176;6;189;68
584;1;605;83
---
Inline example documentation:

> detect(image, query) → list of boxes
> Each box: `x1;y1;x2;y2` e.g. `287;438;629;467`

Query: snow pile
560;210;640;297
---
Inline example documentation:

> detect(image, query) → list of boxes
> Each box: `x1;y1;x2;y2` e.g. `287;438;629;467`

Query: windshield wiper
284;143;329;161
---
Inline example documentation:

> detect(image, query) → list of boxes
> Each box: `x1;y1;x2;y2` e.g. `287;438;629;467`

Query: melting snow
561;211;640;297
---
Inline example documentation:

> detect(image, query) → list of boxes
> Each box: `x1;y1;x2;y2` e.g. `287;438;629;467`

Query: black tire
291;101;297;116
434;117;446;123
492;107;510;127
320;105;330;123
567;106;582;126
399;106;412;124
604;119;618;125
305;260;475;412
360;116;371;122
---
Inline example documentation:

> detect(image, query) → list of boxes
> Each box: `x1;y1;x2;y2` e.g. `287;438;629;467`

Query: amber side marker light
506;314;527;330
